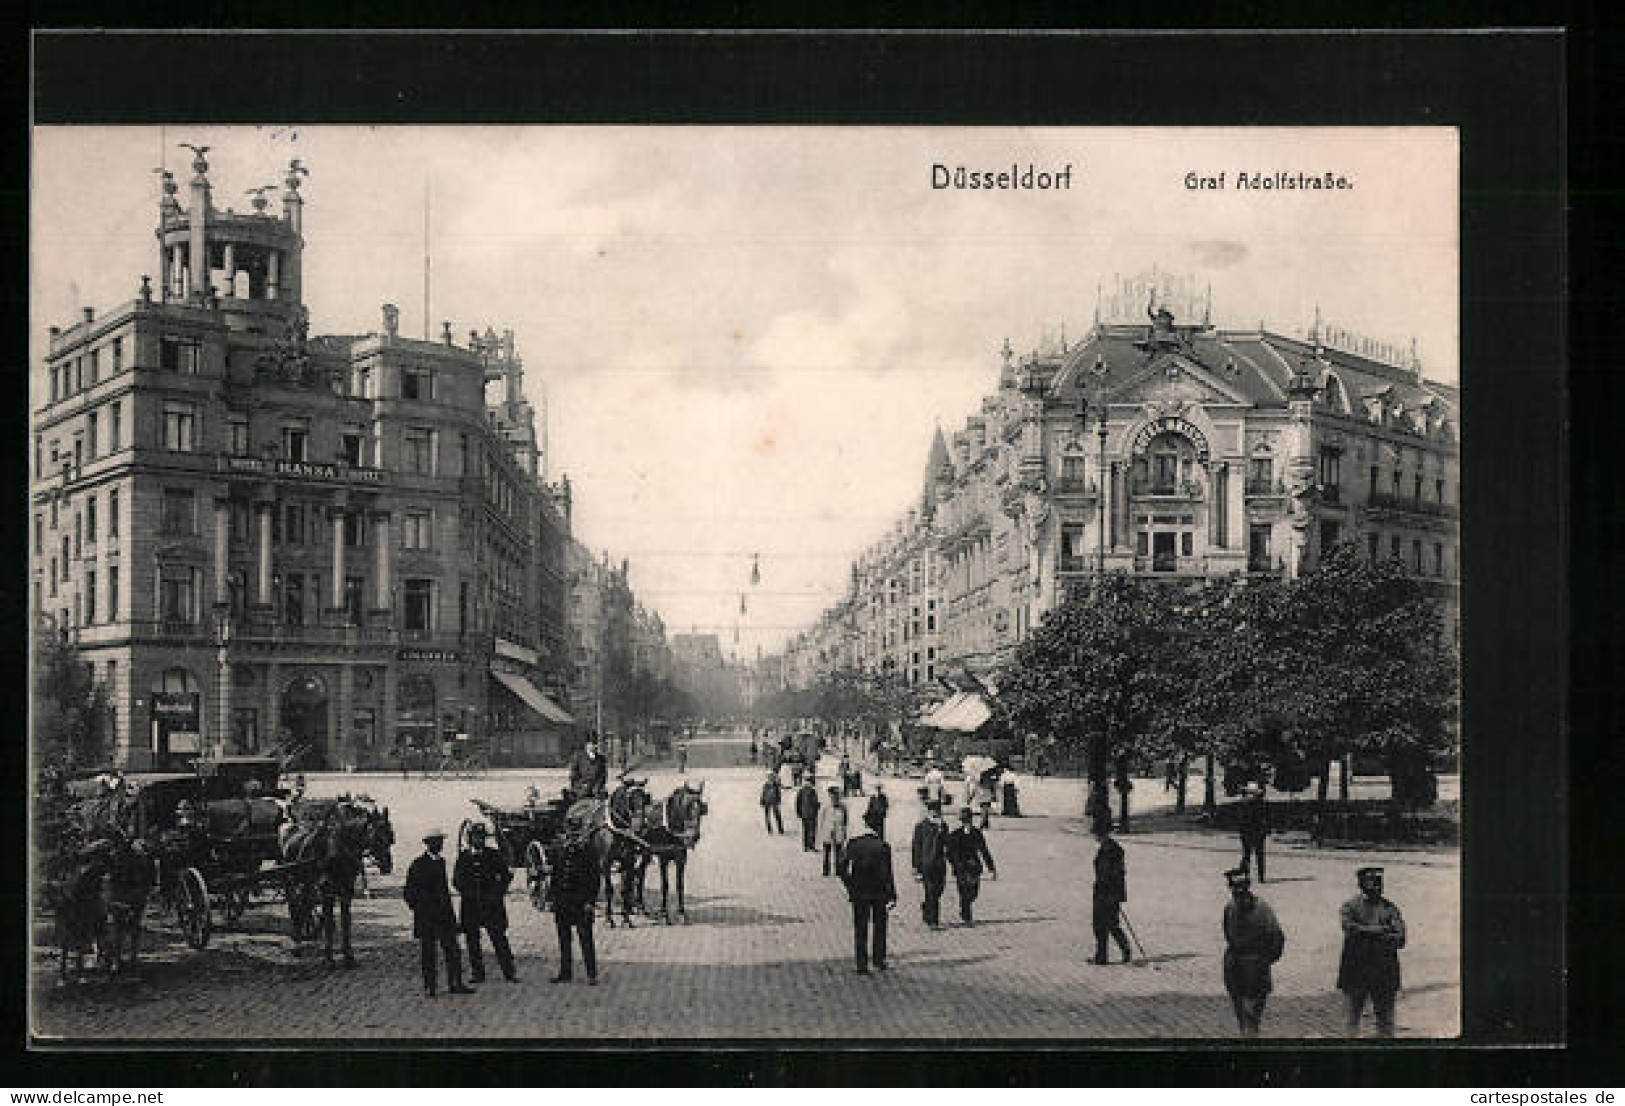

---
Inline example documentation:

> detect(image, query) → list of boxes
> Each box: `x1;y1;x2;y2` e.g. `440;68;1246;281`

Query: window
34;513;43;556
110;403;122;452
1248;524;1272;572
88;348;99;385
1061;453;1086;483
403;510;434;550
1318;447;1341;490
163;403;196;452
404;427;435;475
402;369;432;400
111;337;124;374
85;571;96;623
1411;539;1423;572
49;556;57;597
343;512;365;548
73;509;82;557
1181;531;1194;557
282;503;306;546
86;497;97;544
403;579;435;632
50;366;59;402
87;412;99;458
1369;464;1379;495
340;429;364;467
230;501;251;544
231;709;259;753
280;574;305;627
160;566;197;623
282;424;308;462
161;488;195;535
344;576;365;625
1432;541;1444;576
74;436;83;473
108;489;119;538
1435;478;1446;504
1414;473;1423;501
1367;531;1380;562
108;565;119;620
75;357;85;391
160;337;200;373
228;415;249;456
1391;534;1402;562
1392;469;1402;496
34;435;41;476
1247;456;1274;492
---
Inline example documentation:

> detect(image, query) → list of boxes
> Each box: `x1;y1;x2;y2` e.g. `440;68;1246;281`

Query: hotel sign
398;648;461;664
1130;416;1211;461
220;454;386;485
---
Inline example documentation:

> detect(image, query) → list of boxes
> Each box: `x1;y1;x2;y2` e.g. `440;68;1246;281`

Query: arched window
1322;372;1352;415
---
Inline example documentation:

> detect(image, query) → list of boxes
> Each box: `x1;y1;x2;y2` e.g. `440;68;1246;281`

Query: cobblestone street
33;735;1459;1041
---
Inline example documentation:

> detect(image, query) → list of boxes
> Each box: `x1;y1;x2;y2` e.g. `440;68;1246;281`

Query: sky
31;126;1458;659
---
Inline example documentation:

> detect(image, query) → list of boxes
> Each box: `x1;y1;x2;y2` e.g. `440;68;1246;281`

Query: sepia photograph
28;124;1462;1043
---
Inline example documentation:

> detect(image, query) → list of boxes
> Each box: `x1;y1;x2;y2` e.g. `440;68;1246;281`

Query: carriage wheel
288;883;321;942
177;867;212;950
525;841;551;912
222;887;250;925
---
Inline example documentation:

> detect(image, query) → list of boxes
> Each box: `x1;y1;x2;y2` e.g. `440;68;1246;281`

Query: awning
936;692;994;733
918;692;966;729
491;669;575;725
494;637;541;667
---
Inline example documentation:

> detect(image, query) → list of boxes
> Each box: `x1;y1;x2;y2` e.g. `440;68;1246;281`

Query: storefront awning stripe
491;668;575;725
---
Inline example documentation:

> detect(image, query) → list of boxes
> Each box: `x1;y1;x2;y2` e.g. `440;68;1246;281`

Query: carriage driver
454;824;518;984
567;737;609;800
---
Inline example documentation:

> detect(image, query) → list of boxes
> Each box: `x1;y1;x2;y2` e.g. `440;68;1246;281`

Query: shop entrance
281;673;331;769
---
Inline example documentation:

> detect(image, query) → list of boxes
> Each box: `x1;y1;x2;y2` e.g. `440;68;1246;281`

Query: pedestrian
1238;782;1270;883
923;760;945;809
817;785;849;877
839;809;897;974
790;755;805;788
1001;769;1022;817
864;783;889;840
677;737;689;775
975;766;997;829
839;753;853;796
454;824;518;984
567;736;609;800
403;828;474;998
550;812;601;985
911;800;949;928
795;776;821;852
1221;867;1285;1036
945;805;997;925
760;769;786;834
1338;866;1407;1038
1084;785;1112;834
1090;817;1133;964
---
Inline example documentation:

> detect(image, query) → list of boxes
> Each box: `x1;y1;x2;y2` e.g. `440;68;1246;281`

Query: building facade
31;151;577;770
777;273;1460;690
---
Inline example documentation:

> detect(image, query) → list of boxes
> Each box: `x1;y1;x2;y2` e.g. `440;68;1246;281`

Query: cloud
1185;239;1250;267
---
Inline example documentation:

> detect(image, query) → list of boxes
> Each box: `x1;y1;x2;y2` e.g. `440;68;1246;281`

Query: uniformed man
550;813;600;985
454;824;517;984
945;805;997;925
1222;867;1285;1036
567;737;609;800
403;828;474;997
1091;819;1133;964
1338;867;1407;1037
839;810;897;975
794;776;821;852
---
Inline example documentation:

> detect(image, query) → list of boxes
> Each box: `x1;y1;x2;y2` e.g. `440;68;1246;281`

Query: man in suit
1222;867;1285;1036
567;737;609;800
403;828;474;997
864;783;890;840
817;785;849;877
946;805;997;925
454;823;517;984
760;770;786;834
1238;782;1271;883
1091;817;1133;964
910;800;950;929
839;809;897;974
550;813;600;985
794;776;821;852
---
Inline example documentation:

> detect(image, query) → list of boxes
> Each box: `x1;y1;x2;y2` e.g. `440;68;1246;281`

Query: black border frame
13;29;1577;1087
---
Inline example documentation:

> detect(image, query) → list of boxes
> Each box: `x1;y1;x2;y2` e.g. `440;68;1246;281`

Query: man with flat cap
404;827;474;997
454;823;517;984
1222;867;1285;1036
945;805;997;926
911;798;950;928
1338;866;1407;1037
839;808;897;974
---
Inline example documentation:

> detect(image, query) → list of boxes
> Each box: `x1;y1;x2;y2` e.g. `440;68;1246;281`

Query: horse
53;833;153;981
569;781;650;928
638;781;708;924
280;797;394;967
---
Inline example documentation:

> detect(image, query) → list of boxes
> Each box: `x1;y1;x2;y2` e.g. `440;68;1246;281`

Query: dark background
13;27;1589;1087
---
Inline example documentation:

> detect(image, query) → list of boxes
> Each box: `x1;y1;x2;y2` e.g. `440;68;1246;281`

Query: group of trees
34;633;114;779
752;667;925;736
997;543;1458;830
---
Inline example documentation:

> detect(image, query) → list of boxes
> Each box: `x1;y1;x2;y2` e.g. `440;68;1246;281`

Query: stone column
267;250;280;300
255;499;275;605
217;652;233;756
161;246;173;301
188;171;210;303
337;663;354;771
222;242;236;297
381;661;399;760
1229;462;1247;551
263;661;280;751
213;499;231;605
330;509;347;610
373;511;392;610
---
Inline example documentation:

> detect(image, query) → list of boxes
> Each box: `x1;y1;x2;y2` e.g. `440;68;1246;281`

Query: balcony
1366;490;1458;519
1131;478;1205;500
1052;476;1097;498
1132;555;1212;577
1245;477;1287;497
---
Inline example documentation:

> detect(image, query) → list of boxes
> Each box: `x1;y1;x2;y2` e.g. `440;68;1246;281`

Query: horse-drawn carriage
466;790;572;912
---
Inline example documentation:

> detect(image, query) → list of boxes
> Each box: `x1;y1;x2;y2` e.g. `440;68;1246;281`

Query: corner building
31;151;575;770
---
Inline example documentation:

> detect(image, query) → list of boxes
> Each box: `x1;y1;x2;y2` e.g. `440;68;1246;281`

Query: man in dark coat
403;828;474;997
1238;782;1270;882
1091;819;1133;964
567;738;609;800
945;805;997;925
864;784;890;840
794;777;821;852
838;809;897;974
1338;867;1407;1037
454;823;517;983
550;814;601;984
760;770;785;834
910;800;950;928
1222;867;1285;1036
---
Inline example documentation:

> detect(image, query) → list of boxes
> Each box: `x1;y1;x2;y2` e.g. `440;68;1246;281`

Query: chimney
82;307;94;326
381;303;400;338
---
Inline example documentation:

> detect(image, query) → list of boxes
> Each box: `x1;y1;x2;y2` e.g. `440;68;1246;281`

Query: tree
999;575;1173;831
34;633;113;775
